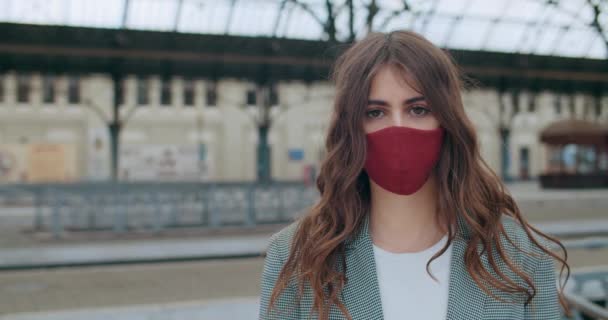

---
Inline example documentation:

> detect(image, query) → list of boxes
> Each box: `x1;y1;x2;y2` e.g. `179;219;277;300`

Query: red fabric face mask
363;126;444;195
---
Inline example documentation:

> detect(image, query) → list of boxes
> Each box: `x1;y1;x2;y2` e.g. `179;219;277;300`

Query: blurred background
0;0;607;319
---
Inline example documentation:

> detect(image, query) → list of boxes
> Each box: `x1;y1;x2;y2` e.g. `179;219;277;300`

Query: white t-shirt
372;233;453;320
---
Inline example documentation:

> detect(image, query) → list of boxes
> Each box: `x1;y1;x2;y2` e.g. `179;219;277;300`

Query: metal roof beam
515;2;548;53
549;1;588;55
419;0;440;34
173;0;184;32
272;0;288;37
224;0;238;35
377;1;412;31
480;1;513;48
121;0;130;29
441;0;475;48
526;2;556;55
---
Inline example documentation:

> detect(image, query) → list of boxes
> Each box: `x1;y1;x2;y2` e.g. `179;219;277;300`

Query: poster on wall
288;149;304;161
119;144;212;181
28;144;77;182
0;144;77;183
0;145;28;183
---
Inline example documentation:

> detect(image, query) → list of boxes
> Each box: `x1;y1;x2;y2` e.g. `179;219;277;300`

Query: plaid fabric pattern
259;211;562;319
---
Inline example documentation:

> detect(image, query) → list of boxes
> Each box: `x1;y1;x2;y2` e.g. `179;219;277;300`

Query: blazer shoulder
498;215;555;268
265;219;301;260
485;215;562;318
259;219;303;319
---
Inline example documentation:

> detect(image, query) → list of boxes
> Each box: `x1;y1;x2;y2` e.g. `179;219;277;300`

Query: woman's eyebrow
367;95;426;106
405;96;426;104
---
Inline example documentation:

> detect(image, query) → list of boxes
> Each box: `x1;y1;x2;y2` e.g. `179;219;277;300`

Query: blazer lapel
341;212;487;320
445;234;488;320
340;212;384;320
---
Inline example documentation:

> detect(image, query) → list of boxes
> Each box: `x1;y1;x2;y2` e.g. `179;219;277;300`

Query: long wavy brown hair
267;30;570;320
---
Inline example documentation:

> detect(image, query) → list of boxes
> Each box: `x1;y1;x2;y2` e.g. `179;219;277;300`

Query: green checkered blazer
258;212;562;319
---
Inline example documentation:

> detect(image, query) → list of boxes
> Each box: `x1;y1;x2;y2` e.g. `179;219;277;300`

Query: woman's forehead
369;64;423;97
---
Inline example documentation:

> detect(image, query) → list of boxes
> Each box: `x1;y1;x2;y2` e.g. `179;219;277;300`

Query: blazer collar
340;212;487;319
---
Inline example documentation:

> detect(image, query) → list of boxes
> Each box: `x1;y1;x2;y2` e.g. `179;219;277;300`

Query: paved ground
0;258;265;315
0;245;607;316
0;297;260;320
0;233;273;269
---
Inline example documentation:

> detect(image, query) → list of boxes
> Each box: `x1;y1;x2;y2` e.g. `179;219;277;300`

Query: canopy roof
540;119;608;145
0;0;607;59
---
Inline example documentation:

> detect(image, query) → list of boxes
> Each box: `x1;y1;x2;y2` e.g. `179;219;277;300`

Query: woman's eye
410;106;430;117
366;109;384;119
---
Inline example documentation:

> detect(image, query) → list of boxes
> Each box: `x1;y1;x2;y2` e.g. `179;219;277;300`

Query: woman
258;30;570;320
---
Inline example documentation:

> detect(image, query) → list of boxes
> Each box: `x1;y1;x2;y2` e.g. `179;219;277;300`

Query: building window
527;92;536;112
246;88;256;106
553;94;562;115
183;78;195;106
519;146;530;180
116;78;125;106
510;91;520;114
0;75;4;102
17;74;30;103
568;94;576;115
42;74;55;104
67;75;80;104
206;82;217;107
269;84;279;106
160;77;172;106
594;96;602;117
137;76;149;106
498;92;505;115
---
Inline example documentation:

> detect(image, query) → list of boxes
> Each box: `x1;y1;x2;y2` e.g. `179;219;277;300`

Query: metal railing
562;267;608;320
0;181;319;238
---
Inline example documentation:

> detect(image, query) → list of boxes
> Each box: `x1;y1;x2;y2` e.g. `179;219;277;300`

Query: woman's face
363;64;440;133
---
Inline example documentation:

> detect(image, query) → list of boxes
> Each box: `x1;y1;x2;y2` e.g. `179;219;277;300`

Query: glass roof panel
433;0;470;16
376;0;414;11
586;34;607;59
228;1;280;37
483;21;528;53
406;0;437;13
2;0;124;28
554;27;599;58
127;0;179;31
380;10;416;35
176;1;211;33
0;0;605;59
67;0;125;28
516;25;545;54
419;14;453;47
502;0;545;23
192;1;232;35
547;0;591;26
283;3;324;40
272;2;293;38
558;0;593;21
532;25;568;56
465;0;509;21
445;19;493;51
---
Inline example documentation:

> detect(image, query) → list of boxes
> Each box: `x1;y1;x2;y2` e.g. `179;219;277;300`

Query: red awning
540;119;608;145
